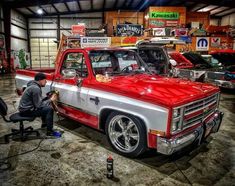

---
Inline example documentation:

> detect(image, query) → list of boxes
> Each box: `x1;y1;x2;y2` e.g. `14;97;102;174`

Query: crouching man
18;72;57;136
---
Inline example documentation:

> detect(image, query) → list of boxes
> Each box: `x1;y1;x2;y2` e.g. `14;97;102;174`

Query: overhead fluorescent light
37;8;43;15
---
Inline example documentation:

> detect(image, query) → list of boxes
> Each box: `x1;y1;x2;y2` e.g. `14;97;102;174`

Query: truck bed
16;68;55;81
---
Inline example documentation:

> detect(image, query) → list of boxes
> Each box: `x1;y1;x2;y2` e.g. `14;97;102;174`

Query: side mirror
61;69;76;78
169;59;177;67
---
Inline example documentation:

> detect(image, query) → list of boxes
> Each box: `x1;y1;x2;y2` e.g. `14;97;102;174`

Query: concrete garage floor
0;74;234;186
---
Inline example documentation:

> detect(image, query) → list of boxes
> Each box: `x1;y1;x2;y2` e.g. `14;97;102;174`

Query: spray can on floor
107;155;113;179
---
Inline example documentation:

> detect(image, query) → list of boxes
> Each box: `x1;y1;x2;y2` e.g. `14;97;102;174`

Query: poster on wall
211;37;221;47
116;24;142;36
71;24;86;37
175;28;188;36
12;49;30;69
0;34;8;73
121;37;138;46
152;28;166;36
149;19;166;28
80;37;111;48
165;20;179;27
196;37;209;51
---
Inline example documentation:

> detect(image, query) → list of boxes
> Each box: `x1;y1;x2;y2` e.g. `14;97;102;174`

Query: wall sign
149;19;165;28
71;24;86;36
121;37;138;46
211;37;221;47
116;24;142;36
152;28;166;36
166;20;179;27
149;12;179;20
175;28;188;36
80;37;111;48
196;37;209;51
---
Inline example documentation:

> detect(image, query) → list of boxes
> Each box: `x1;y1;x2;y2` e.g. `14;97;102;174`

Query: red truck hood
89;74;219;107
169;52;194;69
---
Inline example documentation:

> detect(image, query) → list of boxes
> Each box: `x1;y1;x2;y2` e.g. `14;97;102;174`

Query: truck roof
65;47;136;52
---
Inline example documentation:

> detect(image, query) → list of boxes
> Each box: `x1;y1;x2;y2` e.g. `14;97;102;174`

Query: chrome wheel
108;114;140;153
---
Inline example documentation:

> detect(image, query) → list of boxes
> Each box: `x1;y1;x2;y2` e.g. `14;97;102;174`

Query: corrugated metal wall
29;12;102;68
11;10;28;51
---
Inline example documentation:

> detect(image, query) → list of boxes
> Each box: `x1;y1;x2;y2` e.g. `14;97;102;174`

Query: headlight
190;71;194;76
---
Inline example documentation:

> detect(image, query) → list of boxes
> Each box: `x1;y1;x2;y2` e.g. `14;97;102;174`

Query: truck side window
61;52;88;78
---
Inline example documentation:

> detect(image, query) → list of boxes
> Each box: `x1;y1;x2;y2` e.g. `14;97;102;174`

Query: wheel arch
99;107;148;134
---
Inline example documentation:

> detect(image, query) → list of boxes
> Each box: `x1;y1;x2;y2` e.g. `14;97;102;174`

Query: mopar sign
196;37;209;51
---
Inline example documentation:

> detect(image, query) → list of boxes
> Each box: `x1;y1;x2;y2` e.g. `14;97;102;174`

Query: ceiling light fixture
37;8;43;15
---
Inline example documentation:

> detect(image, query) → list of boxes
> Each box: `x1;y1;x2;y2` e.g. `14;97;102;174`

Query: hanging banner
211;37;221;47
80;37;111;48
196;37;209;51
149;12;179;20
71;24;86;36
116;24;142;36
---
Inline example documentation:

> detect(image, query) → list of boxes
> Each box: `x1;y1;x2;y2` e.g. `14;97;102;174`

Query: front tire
105;111;147;157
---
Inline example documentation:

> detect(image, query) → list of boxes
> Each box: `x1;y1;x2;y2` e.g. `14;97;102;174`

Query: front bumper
156;111;224;155
205;79;235;89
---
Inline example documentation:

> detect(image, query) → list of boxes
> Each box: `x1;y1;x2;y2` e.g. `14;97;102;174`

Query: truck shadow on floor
57;118;213;178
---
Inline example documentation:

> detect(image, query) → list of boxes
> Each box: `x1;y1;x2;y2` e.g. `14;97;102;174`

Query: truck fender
99;107;148;134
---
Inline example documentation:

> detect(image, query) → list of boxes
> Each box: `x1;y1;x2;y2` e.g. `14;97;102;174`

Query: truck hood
91;74;219;107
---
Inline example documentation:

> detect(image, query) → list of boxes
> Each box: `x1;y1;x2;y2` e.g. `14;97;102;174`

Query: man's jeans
20;106;54;131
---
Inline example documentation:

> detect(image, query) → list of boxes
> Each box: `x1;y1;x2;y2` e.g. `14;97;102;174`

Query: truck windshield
89;50;151;76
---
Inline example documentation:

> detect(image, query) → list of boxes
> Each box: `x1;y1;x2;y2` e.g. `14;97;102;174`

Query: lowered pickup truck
15;46;223;157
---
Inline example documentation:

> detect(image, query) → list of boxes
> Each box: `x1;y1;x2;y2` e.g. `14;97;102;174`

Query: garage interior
0;0;235;185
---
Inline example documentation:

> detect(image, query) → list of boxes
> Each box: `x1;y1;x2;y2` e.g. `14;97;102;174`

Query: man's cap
34;72;46;81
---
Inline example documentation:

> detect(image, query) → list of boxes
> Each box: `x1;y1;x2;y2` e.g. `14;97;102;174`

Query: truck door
52;51;89;116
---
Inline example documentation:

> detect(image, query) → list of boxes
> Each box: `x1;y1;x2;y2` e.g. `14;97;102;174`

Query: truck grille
183;93;218;129
207;72;224;80
178;69;191;77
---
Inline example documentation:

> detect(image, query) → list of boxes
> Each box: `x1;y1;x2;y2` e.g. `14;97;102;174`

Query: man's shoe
46;130;55;136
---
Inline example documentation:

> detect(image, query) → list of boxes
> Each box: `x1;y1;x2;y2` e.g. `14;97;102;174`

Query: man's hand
50;94;58;102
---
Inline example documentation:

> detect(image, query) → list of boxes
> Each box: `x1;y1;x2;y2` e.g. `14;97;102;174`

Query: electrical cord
0;137;46;172
173;161;192;185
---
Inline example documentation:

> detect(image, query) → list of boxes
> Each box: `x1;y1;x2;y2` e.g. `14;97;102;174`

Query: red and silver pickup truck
15;47;223;157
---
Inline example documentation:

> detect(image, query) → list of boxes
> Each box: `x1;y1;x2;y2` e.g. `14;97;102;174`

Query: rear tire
105;111;147;157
